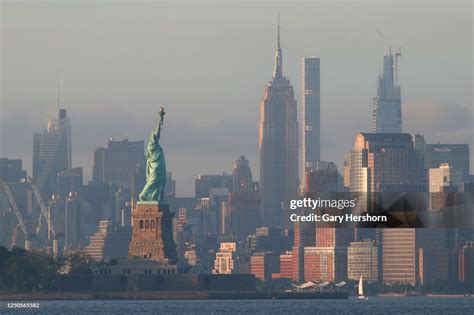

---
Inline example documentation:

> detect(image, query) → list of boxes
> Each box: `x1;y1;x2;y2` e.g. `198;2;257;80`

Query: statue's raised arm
154;107;165;140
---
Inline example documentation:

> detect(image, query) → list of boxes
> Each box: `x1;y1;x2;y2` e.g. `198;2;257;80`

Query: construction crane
28;176;56;238
0;178;30;250
27;177;62;257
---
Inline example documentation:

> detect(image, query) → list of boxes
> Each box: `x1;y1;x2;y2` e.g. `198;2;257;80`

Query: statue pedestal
128;201;177;263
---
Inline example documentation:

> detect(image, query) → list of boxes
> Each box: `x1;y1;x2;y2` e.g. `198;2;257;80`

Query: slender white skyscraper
371;50;402;133
301;57;320;192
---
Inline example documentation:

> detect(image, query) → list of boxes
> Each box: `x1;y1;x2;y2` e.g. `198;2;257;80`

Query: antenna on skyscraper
394;48;402;86
56;71;60;114
277;11;280;49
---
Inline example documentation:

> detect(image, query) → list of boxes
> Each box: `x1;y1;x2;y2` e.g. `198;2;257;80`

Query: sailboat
358;275;367;300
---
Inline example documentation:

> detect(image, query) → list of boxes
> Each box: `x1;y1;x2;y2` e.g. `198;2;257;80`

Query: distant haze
1;1;472;196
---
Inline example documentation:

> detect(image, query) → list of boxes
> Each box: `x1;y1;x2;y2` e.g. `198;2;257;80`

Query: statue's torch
159;107;165;127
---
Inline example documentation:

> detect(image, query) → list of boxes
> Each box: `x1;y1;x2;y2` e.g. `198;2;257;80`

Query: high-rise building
92;139;145;188
347;240;378;282
250;252;280;282
303;227;351;282
418;247;449;287
292;218;316;282
82;183;113;226
343;154;351;189
301;57;321;192
194;197;212;235
57;167;83;198
165;171;176;200
383;228;449;286
229;191;261;239
219;198;231;236
130;163;146;201
232;155;253;194
173;207;192;260
259;18;298;228
46;195;63;241
371;50;402;133
459;241;474;291
424;144;470;179
303;247;333;282
212;242;236;274
209;187;229;235
305;161;341;193
274;251;293;279
195;173;233;199
348;133;424;193
248;227;291;253
446;229;473;281
33;109;72;200
85;220;131;261
0;158;27;182
229;155;260;238
382;228;416;285
346;132;427;284
428;163;463;210
64;192;82;250
113;187;131;227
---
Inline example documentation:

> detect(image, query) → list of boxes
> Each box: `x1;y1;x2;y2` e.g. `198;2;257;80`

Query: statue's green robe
139;123;166;202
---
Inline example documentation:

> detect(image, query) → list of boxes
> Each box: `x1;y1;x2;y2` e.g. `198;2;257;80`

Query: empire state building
259;18;298;229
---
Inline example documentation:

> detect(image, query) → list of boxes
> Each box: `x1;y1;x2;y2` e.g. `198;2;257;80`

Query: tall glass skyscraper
348;133;423;193
92;138;145;188
33;109;72;200
259;18;298;228
371;50;402;133
301;57;321;192
346;132;433;285
232;155;253;194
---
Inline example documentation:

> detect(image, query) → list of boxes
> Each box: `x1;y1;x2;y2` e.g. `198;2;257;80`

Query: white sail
358;275;364;296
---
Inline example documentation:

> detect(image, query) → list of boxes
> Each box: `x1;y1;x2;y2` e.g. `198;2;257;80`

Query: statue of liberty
139;107;167;202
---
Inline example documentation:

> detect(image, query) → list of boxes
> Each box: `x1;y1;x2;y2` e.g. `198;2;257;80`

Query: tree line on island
0;246;91;292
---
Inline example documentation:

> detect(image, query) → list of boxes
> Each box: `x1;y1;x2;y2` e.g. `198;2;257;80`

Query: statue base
128;201;177;263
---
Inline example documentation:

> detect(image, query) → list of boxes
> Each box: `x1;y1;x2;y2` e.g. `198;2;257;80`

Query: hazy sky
1;1;472;196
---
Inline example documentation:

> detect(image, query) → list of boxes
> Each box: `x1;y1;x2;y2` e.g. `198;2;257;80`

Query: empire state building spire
273;13;283;80
277;12;281;49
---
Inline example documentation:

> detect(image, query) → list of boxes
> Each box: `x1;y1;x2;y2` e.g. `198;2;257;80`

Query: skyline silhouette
1;1;472;196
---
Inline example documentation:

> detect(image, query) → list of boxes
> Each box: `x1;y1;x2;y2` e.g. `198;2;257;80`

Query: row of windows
99;268;178;275
140;269;175;275
139;219;156;230
98;269;112;275
134;247;160;253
